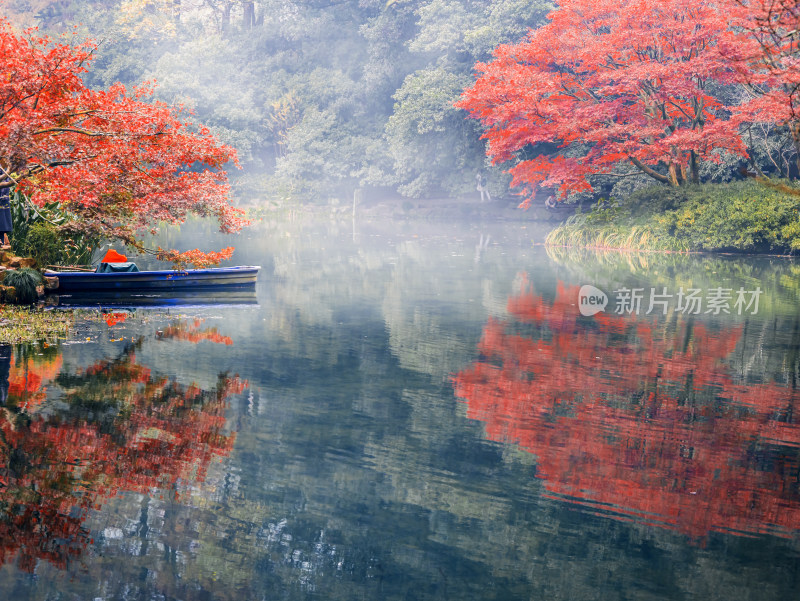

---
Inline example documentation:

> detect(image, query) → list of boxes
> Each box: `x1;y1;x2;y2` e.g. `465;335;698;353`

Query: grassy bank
546;180;800;254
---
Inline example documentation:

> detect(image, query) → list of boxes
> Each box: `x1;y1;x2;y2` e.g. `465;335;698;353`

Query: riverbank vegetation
547;180;800;254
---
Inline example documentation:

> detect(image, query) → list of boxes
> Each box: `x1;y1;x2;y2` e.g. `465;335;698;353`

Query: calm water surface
1;218;800;600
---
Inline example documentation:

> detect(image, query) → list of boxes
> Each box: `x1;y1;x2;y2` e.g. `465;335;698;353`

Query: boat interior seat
96;261;140;273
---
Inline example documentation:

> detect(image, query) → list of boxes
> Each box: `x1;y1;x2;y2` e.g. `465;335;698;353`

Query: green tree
388;0;552;199
385;68;488;198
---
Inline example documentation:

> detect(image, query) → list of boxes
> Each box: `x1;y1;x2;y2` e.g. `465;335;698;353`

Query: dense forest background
5;0;799;212
3;0;554;205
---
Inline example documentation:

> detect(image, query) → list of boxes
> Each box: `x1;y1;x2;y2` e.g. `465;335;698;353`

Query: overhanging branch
629;156;672;183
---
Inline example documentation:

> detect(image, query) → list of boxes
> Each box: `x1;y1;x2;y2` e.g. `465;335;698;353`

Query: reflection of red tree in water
454;280;800;540
3;350;62;411
0;321;245;571
157;319;233;345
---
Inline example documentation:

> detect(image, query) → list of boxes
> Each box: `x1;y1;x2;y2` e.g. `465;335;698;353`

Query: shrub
14;222;65;268
10;190;96;266
3;268;44;304
657;180;800;252
623;185;690;217
546;180;800;254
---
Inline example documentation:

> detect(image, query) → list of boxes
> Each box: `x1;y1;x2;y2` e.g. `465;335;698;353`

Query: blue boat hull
50;265;260;292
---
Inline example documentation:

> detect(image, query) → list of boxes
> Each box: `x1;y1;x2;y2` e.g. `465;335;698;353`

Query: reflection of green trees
94;226;798;600
161;386;800;601
122;222;800;601
780;264;800;300
545;246;799;312
229;220;543;377
226;230;800;598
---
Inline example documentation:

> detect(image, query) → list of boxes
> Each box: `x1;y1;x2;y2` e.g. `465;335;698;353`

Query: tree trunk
679;163;688;185
221;2;231;33
668;163;680;186
792;122;800;175
243;2;255;29
689;150;699;184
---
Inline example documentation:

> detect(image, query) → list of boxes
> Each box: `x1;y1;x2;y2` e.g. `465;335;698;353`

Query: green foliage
411;0;553;63
547;181;800;254
42;0;552;204
622;185;690;216
385;67;490;197
18;223;72;269
655;181;800;252
386;1;551;199
10;191;97;267
3;268;44;305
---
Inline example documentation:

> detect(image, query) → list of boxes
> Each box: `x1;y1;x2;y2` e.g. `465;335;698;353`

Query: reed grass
545;215;690;253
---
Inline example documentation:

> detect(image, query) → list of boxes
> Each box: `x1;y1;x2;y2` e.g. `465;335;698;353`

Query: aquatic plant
0;306;75;344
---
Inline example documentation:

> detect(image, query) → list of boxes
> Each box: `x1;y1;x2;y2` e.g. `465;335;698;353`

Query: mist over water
0;218;799;600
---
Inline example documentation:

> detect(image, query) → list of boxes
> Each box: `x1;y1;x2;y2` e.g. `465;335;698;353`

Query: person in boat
0;183;12;247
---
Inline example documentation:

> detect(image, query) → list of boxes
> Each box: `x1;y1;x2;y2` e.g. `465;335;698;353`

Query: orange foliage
0;19;248;257
456;0;757;202
155;246;235;269
454;279;800;540
104;312;128;327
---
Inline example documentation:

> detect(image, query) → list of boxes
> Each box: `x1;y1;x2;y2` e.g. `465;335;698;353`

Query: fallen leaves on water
0;306;78;344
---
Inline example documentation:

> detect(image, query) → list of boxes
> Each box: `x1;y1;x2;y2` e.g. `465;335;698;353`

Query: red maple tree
728;1;800;171
456;0;768;205
453;280;800;540
0;19;247;266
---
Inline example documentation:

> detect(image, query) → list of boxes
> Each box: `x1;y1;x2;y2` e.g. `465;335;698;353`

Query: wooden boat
46;265;260;292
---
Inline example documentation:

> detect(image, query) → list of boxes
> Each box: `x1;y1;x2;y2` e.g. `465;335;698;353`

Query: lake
1;216;799;600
